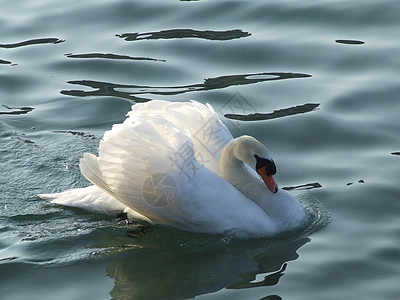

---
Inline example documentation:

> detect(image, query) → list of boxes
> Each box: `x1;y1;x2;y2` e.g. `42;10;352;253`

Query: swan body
39;100;308;238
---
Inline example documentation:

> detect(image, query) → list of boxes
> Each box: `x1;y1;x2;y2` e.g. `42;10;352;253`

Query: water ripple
0;105;34;115
335;39;365;45
283;182;322;191
61;72;311;102
116;29;251;41
0;38;64;49
0;58;12;65
225;103;319;121
65;52;166;62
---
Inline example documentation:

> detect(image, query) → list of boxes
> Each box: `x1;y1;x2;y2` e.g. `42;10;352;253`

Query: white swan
39;100;309;238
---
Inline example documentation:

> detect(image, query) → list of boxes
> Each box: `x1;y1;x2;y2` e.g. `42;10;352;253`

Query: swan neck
220;138;308;231
220;140;264;195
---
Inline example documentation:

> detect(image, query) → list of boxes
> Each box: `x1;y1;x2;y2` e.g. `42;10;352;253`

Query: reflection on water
117;29;251;41
335;39;365;45
260;295;282;300
0;58;12;65
103;192;329;299
227;263;287;289
0;37;63;67
225;103;319;121
0;37;64;49
61;72;311;102
65;52;166;62
52;130;96;139
106;236;309;300
283;182;322;191
0;105;34;115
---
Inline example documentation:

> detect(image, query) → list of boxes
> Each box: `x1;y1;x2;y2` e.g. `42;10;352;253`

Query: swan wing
79;111;197;224
129;100;233;174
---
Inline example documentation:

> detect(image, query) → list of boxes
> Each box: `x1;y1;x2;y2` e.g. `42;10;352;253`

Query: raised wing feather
78;101;240;227
79;110;198;223
129;100;233;174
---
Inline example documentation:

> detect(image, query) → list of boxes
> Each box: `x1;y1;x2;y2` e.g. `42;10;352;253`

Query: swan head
230;135;279;194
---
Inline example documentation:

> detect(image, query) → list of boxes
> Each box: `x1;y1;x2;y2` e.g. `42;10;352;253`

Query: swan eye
254;154;277;176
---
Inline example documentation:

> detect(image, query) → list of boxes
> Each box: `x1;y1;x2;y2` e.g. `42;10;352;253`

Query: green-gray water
1;1;399;299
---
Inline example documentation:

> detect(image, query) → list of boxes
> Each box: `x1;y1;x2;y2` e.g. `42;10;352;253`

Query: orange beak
257;165;279;194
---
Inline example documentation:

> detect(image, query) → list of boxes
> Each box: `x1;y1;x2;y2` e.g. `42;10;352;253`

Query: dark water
1;1;400;299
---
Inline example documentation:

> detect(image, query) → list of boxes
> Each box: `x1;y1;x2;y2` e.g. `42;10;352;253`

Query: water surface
1;0;400;299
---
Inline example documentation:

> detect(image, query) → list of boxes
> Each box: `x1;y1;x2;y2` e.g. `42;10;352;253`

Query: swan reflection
106;235;309;299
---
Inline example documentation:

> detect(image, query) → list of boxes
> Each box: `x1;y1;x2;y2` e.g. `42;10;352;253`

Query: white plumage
39;100;308;238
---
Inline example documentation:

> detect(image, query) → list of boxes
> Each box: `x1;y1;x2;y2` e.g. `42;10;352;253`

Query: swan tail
79;153;117;198
37;185;125;215
38;185;152;222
